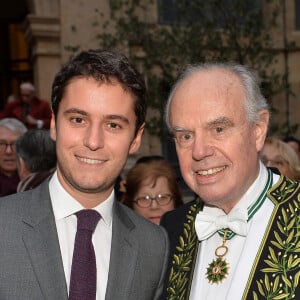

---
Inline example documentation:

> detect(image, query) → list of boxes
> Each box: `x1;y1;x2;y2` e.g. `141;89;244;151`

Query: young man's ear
50;113;57;141
129;123;145;155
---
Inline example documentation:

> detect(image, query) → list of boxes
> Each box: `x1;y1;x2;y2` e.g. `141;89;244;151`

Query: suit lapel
22;181;68;299
105;202;137;300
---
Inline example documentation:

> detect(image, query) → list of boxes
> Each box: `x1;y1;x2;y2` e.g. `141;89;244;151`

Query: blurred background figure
261;136;300;180
0;82;52;129
0;118;27;196
135;155;164;164
115;155;165;201
6;94;17;104
122;158;183;225
283;135;300;160
16;129;56;192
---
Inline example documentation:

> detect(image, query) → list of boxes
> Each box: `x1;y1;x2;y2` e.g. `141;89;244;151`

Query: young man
161;63;300;299
0;49;169;300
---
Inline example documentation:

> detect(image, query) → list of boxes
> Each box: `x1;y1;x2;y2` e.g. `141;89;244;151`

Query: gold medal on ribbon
206;229;229;284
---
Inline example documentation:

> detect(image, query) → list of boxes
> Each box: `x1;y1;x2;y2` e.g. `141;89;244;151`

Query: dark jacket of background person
0;171;19;196
16;129;56;192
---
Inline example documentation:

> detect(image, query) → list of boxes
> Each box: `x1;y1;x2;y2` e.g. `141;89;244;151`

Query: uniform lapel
165;199;203;299
242;176;300;299
22;181;68;299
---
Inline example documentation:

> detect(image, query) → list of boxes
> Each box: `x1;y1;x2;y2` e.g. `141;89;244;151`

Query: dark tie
69;209;101;300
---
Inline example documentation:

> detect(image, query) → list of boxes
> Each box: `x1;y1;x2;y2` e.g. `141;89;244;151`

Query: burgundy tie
69;209;101;300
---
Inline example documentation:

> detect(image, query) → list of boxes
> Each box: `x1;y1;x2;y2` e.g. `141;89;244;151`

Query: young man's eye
72;117;84;124
108;122;121;129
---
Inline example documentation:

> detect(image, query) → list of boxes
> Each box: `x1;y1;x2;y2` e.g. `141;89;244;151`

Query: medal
206;229;229;284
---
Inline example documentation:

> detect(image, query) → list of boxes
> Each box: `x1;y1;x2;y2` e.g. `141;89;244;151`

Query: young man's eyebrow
104;114;129;124
63;108;87;115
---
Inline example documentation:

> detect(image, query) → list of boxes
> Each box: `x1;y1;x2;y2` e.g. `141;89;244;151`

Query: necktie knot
76;209;101;233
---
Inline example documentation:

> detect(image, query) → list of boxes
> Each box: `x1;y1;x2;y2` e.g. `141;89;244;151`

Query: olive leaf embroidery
166;200;202;300
252;178;300;300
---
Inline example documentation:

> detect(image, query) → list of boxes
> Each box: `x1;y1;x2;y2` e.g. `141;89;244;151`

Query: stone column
24;15;60;102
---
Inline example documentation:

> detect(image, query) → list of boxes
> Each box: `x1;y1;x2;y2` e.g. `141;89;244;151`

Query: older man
0;82;52;129
161;63;300;299
0;118;27;196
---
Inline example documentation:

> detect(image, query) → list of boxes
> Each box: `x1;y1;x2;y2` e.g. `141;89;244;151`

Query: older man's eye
215;127;224;133
182;133;192;140
173;131;194;147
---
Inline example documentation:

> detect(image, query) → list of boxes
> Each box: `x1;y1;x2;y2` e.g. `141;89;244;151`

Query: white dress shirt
49;172;113;300
190;163;280;300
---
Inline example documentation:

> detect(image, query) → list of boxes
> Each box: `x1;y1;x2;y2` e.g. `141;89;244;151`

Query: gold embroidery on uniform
249;177;300;300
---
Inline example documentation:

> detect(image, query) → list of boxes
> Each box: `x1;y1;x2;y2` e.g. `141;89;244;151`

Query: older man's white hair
20;82;35;92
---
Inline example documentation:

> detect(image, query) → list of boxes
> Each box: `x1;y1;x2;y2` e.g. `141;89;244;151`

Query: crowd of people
0;49;299;299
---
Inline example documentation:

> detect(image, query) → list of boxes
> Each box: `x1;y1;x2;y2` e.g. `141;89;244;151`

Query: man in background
0;118;27;196
16;129;56;192
0;82;52;129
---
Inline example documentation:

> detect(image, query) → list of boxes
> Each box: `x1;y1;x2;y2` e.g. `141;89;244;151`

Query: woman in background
122;158;183;224
261;136;300;180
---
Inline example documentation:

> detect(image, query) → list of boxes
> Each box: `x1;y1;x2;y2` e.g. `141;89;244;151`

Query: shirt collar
49;171;114;227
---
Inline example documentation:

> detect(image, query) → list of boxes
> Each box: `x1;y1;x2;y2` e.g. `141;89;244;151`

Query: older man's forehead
0;127;21;139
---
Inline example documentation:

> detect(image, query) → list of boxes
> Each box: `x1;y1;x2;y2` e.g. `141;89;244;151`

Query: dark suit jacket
0;179;169;299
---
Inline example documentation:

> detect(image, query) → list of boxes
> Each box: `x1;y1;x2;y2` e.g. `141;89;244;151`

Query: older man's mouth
195;166;226;176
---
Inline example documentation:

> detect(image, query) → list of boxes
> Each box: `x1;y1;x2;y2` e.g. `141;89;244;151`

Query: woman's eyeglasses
133;194;173;208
